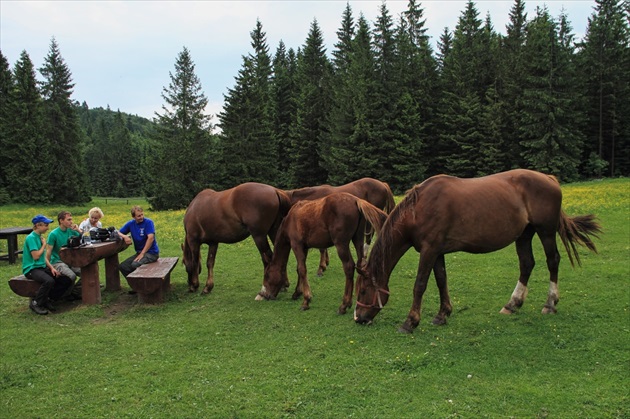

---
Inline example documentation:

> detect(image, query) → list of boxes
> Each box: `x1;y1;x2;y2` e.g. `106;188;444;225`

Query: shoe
29;300;49;315
43;299;57;312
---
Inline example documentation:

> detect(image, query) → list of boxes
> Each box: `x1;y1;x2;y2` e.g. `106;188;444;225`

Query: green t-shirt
47;227;80;264
22;231;46;275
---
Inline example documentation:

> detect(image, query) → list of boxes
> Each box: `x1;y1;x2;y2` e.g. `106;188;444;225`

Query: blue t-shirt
119;218;159;255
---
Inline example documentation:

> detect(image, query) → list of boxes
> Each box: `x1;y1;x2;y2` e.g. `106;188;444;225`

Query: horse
353;169;602;333
284;177;395;276
256;192;388;314
182;183;292;294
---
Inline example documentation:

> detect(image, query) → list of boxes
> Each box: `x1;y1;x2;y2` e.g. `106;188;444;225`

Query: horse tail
356;199;388;236
557;210;602;267
275;189;293;218
382;182;396;214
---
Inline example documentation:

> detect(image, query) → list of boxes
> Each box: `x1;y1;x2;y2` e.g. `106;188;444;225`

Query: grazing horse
182;183;292;294
284;177;395;275
353;169;601;333
256;192;388;314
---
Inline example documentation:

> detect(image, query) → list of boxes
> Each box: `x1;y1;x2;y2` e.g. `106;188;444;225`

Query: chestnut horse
353;169;601;333
284;177;395;275
182;183;292;294
257;192;388;314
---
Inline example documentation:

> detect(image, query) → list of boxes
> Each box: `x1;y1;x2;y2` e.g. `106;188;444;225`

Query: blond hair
89;207;104;218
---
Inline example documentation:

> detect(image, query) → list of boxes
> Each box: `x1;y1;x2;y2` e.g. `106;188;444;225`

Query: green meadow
0;179;628;418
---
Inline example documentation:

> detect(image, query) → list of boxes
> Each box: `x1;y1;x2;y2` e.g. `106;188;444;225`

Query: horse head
354;260;390;325
256;262;284;301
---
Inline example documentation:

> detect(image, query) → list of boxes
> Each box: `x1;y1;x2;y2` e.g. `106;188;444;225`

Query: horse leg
317;249;330;277
432;254;452;325
335;243;355;315
400;252;436;333
202;244;218;294
187;241;201;292
501;227;535;314
539;232;561;314
292;246;312;310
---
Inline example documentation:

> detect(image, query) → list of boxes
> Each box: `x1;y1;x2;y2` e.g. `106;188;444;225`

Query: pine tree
290;19;332;187
578;0;630;176
219;19;276;187
0;51;12;202
499;0;529;169
270;41;298;188
148;47;214;209
519;7;583;180
3;51;49;203
39;38;89;204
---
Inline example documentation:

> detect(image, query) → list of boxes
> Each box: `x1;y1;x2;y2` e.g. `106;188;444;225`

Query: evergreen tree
270;41;298;188
4;51;50;203
39;38;88;204
148;47;214;209
290;19;332;187
437;0;491;177
578;0;630;176
499;0;529;169
519;7;583;180
0;51;12;202
218;20;276;187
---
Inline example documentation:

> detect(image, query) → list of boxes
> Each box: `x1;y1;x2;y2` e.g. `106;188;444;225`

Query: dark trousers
119;253;159;277
26;268;72;303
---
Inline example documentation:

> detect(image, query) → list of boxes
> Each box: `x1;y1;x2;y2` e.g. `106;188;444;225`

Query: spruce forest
0;0;628;209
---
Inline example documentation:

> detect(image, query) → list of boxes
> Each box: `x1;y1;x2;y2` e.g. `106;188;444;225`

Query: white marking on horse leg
254;285;267;301
542;282;559;314
512;281;528;303
501;281;528;314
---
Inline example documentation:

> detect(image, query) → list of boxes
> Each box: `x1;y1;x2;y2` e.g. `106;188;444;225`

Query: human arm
134;233;154;262
45;243;60;277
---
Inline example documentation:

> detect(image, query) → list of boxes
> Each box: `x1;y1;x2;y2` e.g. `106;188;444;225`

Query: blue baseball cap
32;214;53;225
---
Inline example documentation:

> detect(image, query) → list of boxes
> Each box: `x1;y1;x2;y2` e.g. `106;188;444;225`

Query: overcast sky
1;1;596;124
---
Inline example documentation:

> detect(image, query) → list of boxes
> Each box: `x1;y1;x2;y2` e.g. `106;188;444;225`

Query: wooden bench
8;275;40;298
126;257;179;304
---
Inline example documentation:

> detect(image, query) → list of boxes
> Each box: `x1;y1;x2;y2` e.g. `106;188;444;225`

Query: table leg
81;262;101;304
8;234;18;264
104;254;122;291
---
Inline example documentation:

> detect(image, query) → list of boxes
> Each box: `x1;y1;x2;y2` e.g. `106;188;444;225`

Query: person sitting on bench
22;215;72;315
117;206;160;280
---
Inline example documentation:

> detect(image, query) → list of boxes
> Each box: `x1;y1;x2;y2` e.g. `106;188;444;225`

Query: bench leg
81;263;102;304
104;254;122;291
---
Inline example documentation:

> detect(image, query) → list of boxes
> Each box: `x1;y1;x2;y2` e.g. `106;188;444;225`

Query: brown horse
284;177;395;275
256;192;388;314
353;169;601;333
182;183;292;294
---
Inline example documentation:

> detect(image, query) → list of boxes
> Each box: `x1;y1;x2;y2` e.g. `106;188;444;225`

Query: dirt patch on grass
92;291;137;323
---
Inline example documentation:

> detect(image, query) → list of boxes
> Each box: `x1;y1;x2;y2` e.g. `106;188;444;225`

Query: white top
79;219;102;233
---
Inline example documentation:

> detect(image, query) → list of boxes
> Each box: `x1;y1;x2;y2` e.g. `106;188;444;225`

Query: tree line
1;0;628;209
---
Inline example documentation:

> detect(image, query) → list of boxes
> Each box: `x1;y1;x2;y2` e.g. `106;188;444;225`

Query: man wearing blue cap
22;215;72;315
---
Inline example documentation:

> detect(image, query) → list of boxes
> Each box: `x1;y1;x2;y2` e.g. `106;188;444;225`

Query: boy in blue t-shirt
117;206;159;278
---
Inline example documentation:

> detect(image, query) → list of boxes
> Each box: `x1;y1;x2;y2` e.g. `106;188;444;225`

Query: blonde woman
79;207;104;233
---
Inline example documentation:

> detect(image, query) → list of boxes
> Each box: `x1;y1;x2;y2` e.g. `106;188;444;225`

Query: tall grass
0;178;628;418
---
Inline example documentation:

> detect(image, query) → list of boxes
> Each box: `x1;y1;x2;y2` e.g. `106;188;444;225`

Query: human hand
123;236;132;245
51;267;59;277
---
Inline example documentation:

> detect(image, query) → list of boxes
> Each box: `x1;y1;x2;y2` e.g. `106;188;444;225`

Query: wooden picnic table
60;239;129;304
0;226;32;264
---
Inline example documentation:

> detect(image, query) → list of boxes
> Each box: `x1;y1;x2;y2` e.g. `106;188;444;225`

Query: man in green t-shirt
47;211;82;299
23;214;72;314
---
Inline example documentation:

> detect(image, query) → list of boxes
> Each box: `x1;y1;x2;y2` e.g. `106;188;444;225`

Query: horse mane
367;183;422;273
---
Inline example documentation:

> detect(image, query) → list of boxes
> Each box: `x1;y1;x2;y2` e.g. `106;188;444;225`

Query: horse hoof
432;316;447;325
337;308;347;315
541;306;557;314
317;272;324;277
254;294;265;301
398;326;413;334
300;306;310;311
499;307;513;315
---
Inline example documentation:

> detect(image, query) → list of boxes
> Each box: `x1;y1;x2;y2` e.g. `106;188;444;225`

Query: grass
0;178;628;418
